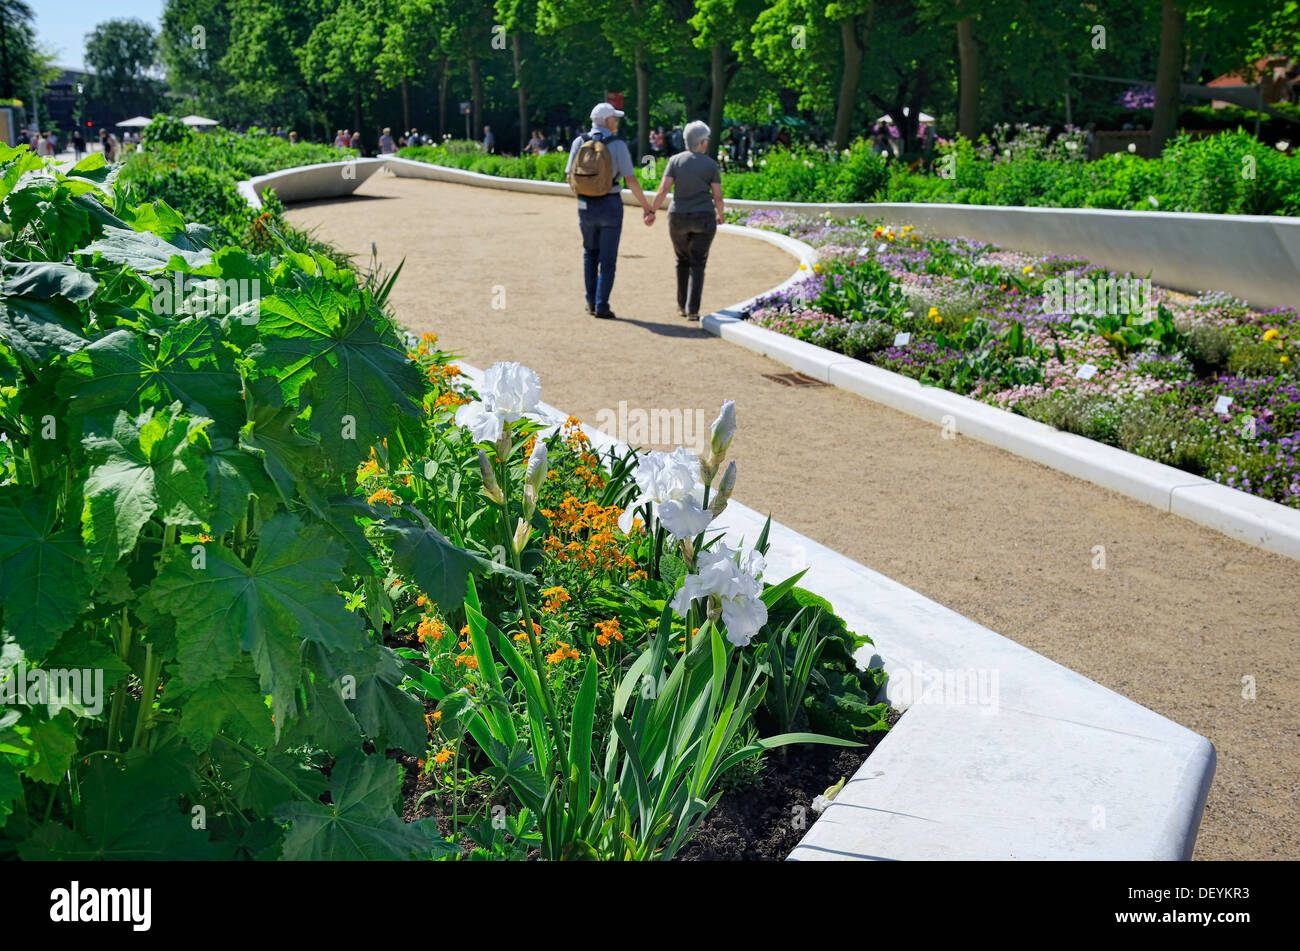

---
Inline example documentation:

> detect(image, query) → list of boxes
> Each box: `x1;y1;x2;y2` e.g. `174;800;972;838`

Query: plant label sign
893;332;911;347
1075;363;1097;380
1214;395;1234;416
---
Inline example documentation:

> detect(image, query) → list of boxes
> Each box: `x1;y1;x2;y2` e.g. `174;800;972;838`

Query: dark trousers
577;193;624;311
668;212;717;316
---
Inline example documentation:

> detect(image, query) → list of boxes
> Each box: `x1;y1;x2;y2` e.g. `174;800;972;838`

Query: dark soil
676;711;900;862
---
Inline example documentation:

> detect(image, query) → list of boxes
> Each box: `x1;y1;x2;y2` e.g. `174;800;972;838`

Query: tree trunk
513;33;528;152
635;47;650;160
1149;0;1184;157
401;76;411;132
834;14;867;150
353;89;363;147
956;16;979;140
707;43;729;161
438;56;448;139
470;56;483;143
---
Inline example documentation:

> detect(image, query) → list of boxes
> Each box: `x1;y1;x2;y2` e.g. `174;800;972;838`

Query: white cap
591;102;625;121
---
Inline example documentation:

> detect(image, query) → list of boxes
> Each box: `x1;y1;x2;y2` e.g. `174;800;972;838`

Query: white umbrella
873;108;935;125
180;114;220;127
116;115;153;128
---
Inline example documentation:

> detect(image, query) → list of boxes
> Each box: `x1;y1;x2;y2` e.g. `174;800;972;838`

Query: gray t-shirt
565;127;636;194
665;150;720;215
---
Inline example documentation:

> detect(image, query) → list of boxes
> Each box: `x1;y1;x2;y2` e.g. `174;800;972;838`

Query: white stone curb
451;360;1215;861
241;158;388;209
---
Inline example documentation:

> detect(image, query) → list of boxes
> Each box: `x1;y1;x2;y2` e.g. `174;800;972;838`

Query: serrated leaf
169;660;274;751
144;512;362;728
60;321;245;434
81;225;213;272
2;260;97;301
277;749;431;860
17;757;215;859
246;284;421;467
382;516;524;607
22;712;78;784
0;488;92;660
81;403;211;569
0;296;88;363
204;436;274;537
239;382;321;504
0;757;20;828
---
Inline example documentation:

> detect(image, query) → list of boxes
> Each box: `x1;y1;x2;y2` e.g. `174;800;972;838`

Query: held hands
643;206;656;227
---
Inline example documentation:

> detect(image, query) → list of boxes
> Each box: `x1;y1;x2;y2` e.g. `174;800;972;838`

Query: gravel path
288;172;1300;860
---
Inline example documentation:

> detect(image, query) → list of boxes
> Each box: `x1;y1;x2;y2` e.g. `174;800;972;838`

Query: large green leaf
238;382;322;505
276;749;433;860
81;225;213;272
204;436;275;537
2;260;97;301
21;712;79;784
382;515;526;606
17;756;216;859
0;296;88;363
0;757;20;828
0;488;92;661
168;660;275;752
4;177;95;258
81;403;212;569
60;320;244;433
144;512;362;727
247;283;421;466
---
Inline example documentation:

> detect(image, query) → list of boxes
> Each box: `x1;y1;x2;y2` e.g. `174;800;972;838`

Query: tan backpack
568;132;617;197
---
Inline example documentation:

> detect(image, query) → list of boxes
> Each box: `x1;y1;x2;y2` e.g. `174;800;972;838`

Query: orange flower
367;488;400;506
539;586;571;614
434;747;453;765
546;640;580;664
416;616;448;644
594;618;622;647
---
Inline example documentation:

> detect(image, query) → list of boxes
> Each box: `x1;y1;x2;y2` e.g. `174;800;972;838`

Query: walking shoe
677;305;686;317
594;309;616;319
686;313;700;321
585;301;595;315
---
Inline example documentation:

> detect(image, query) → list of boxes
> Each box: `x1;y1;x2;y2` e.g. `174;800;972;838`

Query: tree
1149;0;1184;155
160;0;235;121
691;0;764;159
301;0;386;137
84;18;162;118
376;0;443;133
497;0;539;151
0;0;41;101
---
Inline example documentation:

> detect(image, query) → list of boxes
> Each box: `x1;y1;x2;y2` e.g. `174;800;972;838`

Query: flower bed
0;145;890;861
737;209;1300;509
402;129;1300;216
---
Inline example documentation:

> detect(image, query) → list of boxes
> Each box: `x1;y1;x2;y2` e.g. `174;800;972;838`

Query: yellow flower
902;225;914;232
798;264;807;270
812;263;822;273
1021;265;1033;275
928;307;939;318
1263;328;1280;342
1282;355;1291;363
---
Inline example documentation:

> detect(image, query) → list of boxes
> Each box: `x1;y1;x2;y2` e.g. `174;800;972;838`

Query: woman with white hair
650;119;725;320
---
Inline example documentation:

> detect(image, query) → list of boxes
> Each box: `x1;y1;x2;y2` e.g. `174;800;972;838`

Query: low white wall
243;157;388;209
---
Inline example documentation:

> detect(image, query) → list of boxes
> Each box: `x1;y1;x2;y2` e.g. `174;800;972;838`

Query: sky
36;0;166;71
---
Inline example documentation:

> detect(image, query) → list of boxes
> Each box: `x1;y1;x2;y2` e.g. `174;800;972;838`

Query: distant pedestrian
334;129;348;148
649;120;724;321
72;130;85;159
564;101;656;320
350;130;362;154
482;125;495;153
408;127;422;147
379;127;396;154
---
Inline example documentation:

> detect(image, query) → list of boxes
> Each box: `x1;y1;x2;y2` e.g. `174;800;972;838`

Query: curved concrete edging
450;359;1215;861
240;161;1213;859
241;157;388;209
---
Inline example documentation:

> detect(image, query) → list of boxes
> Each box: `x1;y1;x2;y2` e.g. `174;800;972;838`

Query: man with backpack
564;102;656;319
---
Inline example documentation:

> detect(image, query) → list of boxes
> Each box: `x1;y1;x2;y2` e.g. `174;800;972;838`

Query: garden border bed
455;360;1216;860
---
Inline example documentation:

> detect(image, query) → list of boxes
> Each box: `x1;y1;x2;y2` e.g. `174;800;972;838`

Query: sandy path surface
288;172;1299;860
